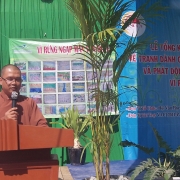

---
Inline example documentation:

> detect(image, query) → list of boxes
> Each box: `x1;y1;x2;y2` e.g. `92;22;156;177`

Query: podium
0;119;74;180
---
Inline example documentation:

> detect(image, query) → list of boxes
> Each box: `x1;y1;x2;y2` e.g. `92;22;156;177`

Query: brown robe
0;91;48;127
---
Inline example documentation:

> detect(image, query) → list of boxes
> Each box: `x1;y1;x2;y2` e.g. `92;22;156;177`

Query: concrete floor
59;166;73;180
59;160;146;180
65;160;145;180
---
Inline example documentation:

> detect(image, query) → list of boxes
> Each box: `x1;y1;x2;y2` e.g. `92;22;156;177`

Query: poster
118;0;180;160
9;39;115;118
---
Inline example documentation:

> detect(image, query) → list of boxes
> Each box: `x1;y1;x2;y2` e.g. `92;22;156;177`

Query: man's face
0;68;22;97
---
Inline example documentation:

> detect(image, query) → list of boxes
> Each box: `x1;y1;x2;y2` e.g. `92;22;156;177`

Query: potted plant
63;0;166;179
51;107;90;165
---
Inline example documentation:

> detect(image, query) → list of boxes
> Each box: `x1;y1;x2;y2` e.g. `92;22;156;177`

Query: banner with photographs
9;39;115;118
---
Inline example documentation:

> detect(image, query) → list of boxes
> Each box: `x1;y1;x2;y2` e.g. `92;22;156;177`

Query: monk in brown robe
0;64;48;127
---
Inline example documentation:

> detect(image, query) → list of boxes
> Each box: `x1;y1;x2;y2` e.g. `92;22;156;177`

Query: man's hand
4;107;18;120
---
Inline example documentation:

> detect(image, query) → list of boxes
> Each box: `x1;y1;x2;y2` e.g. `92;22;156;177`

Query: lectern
0;119;74;180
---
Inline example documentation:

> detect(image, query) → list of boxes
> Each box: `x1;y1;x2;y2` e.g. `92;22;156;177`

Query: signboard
118;0;180;160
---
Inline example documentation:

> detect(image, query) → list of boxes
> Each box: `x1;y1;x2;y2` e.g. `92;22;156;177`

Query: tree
64;0;167;179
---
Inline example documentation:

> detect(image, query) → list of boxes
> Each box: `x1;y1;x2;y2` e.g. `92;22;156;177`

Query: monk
0;64;48;127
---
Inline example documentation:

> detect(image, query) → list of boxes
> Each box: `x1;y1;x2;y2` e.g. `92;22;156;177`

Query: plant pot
68;147;86;165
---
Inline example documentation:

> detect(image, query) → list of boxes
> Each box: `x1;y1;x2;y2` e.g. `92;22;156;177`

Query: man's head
0;64;22;97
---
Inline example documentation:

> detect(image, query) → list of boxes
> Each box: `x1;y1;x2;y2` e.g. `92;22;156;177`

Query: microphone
11;91;18;108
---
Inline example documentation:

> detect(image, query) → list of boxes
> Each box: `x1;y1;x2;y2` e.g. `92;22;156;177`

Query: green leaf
148;122;172;152
131;159;153;180
120;140;154;155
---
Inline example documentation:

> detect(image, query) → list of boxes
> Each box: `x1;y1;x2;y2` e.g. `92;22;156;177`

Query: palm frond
120;140;154;155
164;169;175;179
148;122;172;152
130;159;153;180
113;36;151;85
144;167;165;180
173;146;180;157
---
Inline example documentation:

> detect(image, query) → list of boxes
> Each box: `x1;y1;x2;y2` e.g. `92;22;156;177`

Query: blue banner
118;0;180;159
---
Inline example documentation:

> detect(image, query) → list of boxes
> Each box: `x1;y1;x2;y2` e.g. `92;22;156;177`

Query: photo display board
9;39;115;118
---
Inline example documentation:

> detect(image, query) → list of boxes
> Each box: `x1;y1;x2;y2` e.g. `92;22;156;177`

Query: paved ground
64;160;145;180
59;166;73;180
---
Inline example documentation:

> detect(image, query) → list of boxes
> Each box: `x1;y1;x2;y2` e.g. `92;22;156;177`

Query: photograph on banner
57;61;70;70
20;84;27;94
21;72;27;82
43;61;56;70
87;104;96;113
58;83;71;92
102;59;113;69
43;83;56;93
72;71;85;81
57;72;70;81
73;104;86;114
103;103;115;113
87;82;97;91
87;92;95;102
29;83;42;93
100;70;113;80
28;72;41;82
30;94;42;104
58;94;71;104
43;94;56;104
86;71;97;81
28;61;41;71
58;105;71;113
72;82;85;92
100;82;113;91
44;105;57;115
73;94;85;103
15;62;26;70
72;60;84;70
86;62;92;70
43;72;56;82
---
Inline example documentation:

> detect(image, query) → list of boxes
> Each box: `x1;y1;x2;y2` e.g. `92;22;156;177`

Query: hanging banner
119;0;180;160
9;39;115;118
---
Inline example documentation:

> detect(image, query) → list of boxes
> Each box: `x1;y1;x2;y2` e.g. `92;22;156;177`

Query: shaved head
0;64;22;97
1;64;21;77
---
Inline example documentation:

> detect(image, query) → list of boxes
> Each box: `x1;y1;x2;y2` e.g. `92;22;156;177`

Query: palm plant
51;107;90;165
51;107;89;148
120;122;180;180
64;0;167;179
